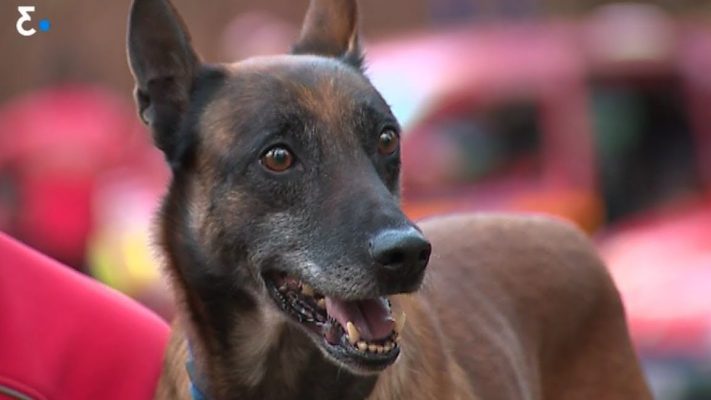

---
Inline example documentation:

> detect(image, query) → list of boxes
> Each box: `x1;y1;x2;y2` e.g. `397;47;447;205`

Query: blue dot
39;19;51;32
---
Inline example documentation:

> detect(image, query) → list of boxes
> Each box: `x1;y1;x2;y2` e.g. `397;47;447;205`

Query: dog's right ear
127;0;199;164
292;0;363;69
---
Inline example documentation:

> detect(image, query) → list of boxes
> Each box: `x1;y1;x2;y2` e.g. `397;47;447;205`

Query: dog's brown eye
377;129;399;155
261;146;294;172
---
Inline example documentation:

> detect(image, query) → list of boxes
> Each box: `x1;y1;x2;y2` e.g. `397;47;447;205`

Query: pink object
599;197;711;356
0;232;169;399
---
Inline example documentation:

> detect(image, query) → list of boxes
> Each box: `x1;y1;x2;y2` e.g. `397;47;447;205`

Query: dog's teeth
346;321;360;344
394;312;407;334
299;307;314;320
317;298;326;309
376;345;384;354
278;284;288;292
301;283;314;297
384;342;392;352
368;344;377;352
357;341;368;352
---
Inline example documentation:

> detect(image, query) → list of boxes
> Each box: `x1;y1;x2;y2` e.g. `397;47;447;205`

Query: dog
126;0;653;399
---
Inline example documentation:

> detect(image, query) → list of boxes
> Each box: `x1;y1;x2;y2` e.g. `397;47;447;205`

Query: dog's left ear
292;0;363;69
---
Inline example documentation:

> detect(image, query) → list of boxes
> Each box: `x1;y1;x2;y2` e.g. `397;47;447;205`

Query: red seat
0;232;169;400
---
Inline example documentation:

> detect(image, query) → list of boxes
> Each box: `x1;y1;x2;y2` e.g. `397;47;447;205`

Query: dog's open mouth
264;272;403;372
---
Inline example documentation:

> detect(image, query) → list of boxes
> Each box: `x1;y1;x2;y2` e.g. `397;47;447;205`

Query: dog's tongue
325;297;393;341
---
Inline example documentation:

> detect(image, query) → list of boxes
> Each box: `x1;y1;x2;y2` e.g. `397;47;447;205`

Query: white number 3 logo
17;6;36;37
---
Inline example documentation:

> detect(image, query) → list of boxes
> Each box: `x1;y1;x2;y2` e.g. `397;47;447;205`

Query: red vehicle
367;22;601;232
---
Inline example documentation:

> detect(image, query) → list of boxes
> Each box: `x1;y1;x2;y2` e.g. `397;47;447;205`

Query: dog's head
128;0;430;374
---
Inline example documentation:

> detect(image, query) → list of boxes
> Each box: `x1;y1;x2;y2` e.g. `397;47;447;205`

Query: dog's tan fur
126;0;652;398
156;215;650;400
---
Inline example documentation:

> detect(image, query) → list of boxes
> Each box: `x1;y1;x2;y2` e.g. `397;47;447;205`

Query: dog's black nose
369;227;431;278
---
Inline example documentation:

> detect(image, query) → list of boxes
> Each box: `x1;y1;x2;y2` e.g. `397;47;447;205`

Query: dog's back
419;214;650;399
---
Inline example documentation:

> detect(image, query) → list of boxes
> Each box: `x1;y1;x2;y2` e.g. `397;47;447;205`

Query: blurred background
1;0;710;398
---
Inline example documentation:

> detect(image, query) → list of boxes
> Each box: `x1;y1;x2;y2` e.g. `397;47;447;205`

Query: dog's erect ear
292;0;363;68
127;0;199;163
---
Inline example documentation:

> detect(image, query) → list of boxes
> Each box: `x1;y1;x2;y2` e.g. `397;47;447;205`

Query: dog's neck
182;301;378;400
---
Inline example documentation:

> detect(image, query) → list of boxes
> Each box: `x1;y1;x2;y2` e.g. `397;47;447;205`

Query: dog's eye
377;129;399;155
261;146;294;172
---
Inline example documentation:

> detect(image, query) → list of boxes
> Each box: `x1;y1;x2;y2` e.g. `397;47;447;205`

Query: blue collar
186;344;209;400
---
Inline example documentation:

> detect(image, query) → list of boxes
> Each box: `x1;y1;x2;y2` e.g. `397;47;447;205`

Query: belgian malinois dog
127;0;652;399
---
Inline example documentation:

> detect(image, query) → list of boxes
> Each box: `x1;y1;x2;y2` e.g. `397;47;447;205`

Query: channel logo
16;6;51;37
